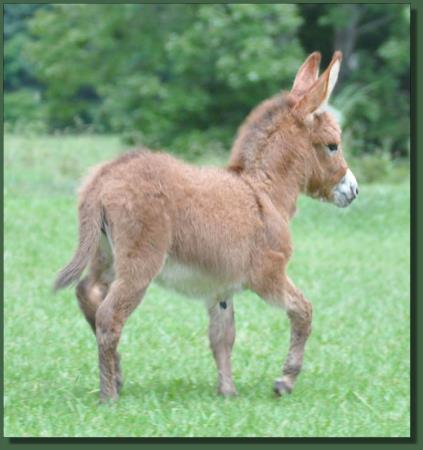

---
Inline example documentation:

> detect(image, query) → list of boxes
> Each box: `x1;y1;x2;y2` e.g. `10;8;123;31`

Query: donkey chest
155;258;242;300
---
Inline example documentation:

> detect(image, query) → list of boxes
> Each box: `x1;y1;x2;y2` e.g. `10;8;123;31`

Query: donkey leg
251;252;312;396
273;278;312;396
95;278;149;402
75;236;124;392
208;298;237;397
95;205;169;402
76;276;103;333
75;234;114;333
77;277;125;394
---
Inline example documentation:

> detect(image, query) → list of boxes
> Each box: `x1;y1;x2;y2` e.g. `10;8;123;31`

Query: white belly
155;258;243;300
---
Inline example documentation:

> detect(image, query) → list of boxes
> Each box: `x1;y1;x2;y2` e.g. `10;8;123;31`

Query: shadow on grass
70;374;285;406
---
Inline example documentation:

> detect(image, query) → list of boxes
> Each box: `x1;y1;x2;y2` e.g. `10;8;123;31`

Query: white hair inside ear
316;59;340;114
327;59;340;99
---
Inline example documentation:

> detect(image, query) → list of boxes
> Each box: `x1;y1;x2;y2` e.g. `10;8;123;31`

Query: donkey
54;51;358;402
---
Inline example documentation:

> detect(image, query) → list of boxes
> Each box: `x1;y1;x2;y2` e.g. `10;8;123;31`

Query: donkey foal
54;51;358;402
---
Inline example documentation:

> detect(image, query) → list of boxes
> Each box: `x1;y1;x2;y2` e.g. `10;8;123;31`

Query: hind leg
75;234;125;390
95;204;170;402
96;278;148;401
76;234;114;332
96;256;166;402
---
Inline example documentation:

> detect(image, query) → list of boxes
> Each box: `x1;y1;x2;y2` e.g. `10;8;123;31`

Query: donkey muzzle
332;169;358;208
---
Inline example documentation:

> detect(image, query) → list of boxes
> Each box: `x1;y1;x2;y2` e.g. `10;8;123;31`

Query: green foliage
4;135;410;437
22;4;304;151
349;153;410;184
4;89;47;134
4;5;47;132
301;4;410;158
4;4;45;90
4;4;410;160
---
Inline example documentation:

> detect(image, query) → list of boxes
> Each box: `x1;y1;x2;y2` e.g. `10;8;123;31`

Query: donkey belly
155;257;242;300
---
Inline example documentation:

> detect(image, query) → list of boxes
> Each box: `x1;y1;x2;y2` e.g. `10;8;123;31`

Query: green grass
4;134;410;437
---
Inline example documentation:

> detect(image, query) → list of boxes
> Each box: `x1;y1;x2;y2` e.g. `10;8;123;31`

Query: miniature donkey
54;51;358;402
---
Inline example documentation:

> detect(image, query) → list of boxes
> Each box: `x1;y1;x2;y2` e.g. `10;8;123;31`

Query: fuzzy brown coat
54;51;358;401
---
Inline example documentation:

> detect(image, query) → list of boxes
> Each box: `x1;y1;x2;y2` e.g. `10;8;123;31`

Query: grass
4;134;410;437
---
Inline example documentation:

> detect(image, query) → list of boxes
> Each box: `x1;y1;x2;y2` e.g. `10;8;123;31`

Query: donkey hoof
218;385;237;397
99;391;119;404
273;379;292;397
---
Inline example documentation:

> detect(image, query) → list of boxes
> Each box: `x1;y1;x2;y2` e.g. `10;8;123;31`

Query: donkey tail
53;192;103;292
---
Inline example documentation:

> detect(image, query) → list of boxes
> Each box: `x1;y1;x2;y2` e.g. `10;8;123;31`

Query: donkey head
289;51;358;208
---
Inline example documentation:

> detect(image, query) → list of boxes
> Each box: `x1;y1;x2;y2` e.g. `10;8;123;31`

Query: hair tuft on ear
293;50;343;118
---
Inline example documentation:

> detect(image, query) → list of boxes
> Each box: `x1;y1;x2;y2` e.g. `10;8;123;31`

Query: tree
299;4;410;157
25;4;304;151
4;4;46;90
5;4;410;159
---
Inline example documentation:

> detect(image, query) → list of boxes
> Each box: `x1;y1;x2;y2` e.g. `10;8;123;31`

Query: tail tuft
53;199;102;292
53;252;89;292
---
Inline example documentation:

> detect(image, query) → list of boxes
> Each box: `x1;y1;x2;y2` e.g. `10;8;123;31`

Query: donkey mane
228;91;294;174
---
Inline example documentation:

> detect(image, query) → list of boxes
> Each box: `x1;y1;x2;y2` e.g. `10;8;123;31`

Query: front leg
273;278;312;396
250;251;312;396
208;298;237;397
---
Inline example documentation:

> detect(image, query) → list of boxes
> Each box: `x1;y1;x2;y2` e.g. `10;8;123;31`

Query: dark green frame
1;0;418;448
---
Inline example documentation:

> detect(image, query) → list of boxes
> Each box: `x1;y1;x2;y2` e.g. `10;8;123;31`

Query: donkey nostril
355;187;359;196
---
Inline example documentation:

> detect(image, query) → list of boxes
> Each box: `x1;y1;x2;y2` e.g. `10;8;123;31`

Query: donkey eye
327;143;338;152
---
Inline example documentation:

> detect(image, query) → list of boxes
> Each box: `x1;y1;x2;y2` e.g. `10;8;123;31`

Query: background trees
4;4;410;159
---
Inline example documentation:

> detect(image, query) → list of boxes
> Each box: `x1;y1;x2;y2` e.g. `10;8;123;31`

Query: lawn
4;134;410;437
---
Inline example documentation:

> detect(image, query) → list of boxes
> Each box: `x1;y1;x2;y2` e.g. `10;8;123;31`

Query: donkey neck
229;96;310;220
234;137;308;221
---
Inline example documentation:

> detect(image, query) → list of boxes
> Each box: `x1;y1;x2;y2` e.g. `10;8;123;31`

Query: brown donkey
54;51;358;402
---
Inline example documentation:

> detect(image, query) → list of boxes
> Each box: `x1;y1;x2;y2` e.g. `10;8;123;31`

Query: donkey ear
291;51;321;99
294;51;342;117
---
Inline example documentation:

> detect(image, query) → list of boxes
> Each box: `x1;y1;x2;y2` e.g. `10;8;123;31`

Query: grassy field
4;134;410;437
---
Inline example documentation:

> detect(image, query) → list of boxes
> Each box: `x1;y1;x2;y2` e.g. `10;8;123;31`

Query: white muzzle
332;169;359;208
